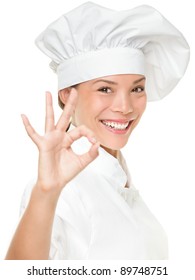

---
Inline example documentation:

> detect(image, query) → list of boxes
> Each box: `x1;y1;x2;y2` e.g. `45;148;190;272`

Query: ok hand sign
21;89;99;194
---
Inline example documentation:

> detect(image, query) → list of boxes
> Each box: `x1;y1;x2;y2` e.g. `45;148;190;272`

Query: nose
111;91;133;115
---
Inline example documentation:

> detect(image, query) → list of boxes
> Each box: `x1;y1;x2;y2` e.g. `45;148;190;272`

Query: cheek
78;97;106;117
73;97;97;125
137;95;147;114
74;104;86;124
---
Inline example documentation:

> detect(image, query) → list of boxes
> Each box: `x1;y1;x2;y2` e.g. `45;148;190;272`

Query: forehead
80;74;146;87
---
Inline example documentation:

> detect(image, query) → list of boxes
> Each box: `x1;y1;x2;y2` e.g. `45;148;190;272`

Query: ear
58;87;72;106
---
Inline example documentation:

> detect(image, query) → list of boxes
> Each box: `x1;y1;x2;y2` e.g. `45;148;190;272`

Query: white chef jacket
20;135;168;260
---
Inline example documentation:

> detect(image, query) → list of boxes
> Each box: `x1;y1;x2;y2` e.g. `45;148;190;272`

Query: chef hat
35;2;190;101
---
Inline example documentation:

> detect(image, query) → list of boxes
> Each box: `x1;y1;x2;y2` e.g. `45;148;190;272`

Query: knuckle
66;132;74;144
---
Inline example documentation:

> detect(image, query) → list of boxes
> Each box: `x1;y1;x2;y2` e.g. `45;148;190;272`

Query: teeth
101;121;129;130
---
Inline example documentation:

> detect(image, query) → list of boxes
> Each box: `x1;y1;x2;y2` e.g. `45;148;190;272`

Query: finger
80;141;100;166
45;92;55;133
21;114;41;145
64;125;97;147
56;88;78;131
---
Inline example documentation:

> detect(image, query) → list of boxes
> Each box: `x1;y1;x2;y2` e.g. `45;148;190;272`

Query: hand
21;89;99;193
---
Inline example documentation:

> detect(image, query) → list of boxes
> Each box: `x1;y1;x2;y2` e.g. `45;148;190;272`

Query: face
61;74;147;157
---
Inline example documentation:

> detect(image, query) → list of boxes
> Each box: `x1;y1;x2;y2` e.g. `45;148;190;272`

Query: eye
98;87;112;94
132;86;145;93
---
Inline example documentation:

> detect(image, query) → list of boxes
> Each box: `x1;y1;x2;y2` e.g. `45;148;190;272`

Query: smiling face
59;74;147;157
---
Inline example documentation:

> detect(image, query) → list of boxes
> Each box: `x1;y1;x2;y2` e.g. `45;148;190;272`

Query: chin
101;139;128;151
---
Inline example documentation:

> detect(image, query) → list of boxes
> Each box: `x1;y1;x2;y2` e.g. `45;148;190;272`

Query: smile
100;119;133;133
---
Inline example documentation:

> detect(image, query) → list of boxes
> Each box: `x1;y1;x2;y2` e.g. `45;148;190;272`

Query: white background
0;0;194;277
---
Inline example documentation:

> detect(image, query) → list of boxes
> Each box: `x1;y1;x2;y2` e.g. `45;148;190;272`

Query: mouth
99;119;133;134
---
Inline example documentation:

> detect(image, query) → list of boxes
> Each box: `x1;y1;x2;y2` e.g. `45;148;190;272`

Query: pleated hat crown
35;2;190;101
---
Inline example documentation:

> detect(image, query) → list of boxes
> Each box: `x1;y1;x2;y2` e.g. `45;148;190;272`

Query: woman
5;2;189;259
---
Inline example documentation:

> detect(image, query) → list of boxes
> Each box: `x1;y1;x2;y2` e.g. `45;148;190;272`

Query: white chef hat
35;2;190;101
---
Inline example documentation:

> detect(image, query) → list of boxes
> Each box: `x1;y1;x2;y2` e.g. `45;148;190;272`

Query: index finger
56;88;78;131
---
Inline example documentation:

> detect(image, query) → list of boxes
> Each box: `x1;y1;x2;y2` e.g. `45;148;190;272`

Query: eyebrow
132;77;146;84
93;79;118;85
93;77;146;85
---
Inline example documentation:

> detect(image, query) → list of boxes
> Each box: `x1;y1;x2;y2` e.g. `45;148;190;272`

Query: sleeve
49;215;67;259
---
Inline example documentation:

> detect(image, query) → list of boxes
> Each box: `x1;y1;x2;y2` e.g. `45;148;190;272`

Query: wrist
32;181;62;208
35;179;63;195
